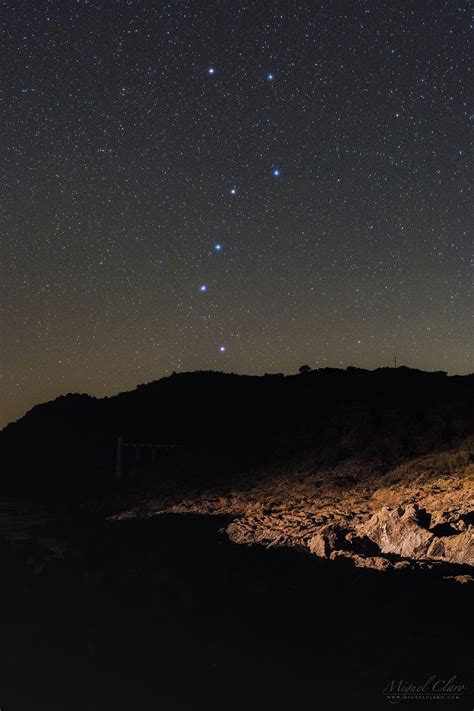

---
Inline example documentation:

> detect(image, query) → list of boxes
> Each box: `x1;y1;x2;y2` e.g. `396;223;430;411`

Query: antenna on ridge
394;355;397;368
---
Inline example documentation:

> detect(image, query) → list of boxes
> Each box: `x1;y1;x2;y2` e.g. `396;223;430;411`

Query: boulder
308;523;348;558
356;505;434;559
427;528;474;566
357;505;474;567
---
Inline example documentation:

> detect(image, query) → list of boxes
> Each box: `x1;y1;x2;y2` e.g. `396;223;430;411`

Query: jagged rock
129;443;473;579
356;504;434;558
444;574;474;584
427;528;474;566
393;560;413;571
331;550;393;571
357;505;474;567
308;533;328;557
308;523;348;558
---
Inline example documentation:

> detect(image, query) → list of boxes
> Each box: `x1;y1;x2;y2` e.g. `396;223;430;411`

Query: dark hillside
1;368;472;494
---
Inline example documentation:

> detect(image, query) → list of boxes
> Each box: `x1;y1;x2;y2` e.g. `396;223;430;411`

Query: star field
1;1;472;428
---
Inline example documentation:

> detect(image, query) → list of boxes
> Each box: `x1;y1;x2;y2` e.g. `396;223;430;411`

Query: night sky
2;1;472;428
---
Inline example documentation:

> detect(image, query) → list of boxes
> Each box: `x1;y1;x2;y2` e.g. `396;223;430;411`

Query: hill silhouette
1;366;472;496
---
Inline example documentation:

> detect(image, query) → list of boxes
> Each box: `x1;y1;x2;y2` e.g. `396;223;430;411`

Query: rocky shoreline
111;445;474;582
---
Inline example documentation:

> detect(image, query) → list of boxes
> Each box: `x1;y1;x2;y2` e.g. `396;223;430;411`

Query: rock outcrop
308;523;348;558
112;445;474;581
427;529;474;566
356;504;473;567
356;505;434;558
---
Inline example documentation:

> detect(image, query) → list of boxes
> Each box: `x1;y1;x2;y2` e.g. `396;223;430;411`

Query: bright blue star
207;67;216;75
199;284;208;293
219;345;226;353
272;168;281;177
230;188;236;195
267;73;274;81
214;243;222;252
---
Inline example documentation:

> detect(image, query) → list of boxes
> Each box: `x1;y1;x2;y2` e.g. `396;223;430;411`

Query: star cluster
1;1;472;427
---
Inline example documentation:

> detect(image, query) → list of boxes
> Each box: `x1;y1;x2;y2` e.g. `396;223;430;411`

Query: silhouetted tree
298;364;311;374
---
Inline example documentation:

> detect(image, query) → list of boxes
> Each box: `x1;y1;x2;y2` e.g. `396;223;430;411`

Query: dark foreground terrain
0;504;472;711
1;367;473;709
